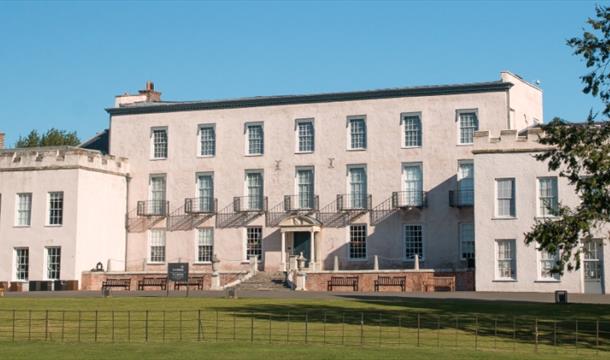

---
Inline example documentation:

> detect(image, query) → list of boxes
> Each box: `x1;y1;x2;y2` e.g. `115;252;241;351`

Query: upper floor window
46;246;61;280
349;224;367;260
496;178;515;218
538;177;558;217
151;127;168;159
245;171;264;211
197;228;214;263
402;113;422;148
149;175;166;216
16;193;32;226
296;168;315;209
199;125;216;157
197;173;214;212
404;224;424;260
149;229;166;263
459;223;474;260
402;163;423;206
348;166;367;209
246;123;264;155
14;248;29;281
457;161;474;206
48;191;64;226
458;111;478;144
296;119;314;153
348;116;367;150
496;239;516;280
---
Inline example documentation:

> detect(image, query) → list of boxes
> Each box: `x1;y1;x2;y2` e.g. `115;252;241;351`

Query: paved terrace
2;290;609;304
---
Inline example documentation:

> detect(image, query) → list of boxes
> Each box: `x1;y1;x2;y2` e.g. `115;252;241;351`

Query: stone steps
237;272;291;291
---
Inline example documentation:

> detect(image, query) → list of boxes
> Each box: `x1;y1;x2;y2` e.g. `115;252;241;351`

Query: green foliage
525;6;610;274
15;128;80;148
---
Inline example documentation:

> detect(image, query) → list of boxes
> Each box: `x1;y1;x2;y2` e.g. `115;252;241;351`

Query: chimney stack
114;81;162;107
0;132;5;150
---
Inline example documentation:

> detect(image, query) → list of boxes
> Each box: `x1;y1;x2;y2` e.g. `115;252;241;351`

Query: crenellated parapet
473;127;551;154
0;146;129;175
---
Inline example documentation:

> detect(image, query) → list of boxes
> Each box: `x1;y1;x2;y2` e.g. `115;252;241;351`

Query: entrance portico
278;215;322;271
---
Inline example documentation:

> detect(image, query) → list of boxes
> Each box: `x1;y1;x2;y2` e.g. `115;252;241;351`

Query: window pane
200;126;216;156
540;250;559;280
198;228;214;262
460;223;474;259
298;121;314;152
248;124;264;155
246;227;262;260
297;169;314;209
15;248;29;281
458;162;474;205
496;179;515;217
349;224;367;259
246;172;264;210
197;175;214;212
46;247;61;280
403;115;421;147
496;240;516;279
459;112;478;144
403;165;423;206
152;129;168;158
149;230;166;263
538;177;558;217
17;193;32;226
350;118;366;149
349;167;367;208
404;225;423;259
48;192;64;225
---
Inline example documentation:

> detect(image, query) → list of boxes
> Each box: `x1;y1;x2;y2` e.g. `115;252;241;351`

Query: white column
310;230;315;271
281;231;286;271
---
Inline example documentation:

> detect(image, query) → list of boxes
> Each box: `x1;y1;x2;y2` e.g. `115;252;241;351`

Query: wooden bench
327;276;359;291
137;277;168;291
102;278;131;291
174;277;204;290
374;276;406;292
423;276;455;292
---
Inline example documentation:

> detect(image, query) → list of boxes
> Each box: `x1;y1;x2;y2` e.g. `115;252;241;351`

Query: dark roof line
106;80;513;116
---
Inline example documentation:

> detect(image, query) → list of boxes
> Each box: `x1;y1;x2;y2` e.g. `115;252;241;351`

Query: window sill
492;279;517;282
295;151;314;155
149;158;167;161
197;155;215;159
456;143;474;147
44;224;63;228
491;217;518;220
401;146;422;150
13;225;31;228
146;262;166;265
245;154;263;157
346;148;366;152
193;262;212;265
535;279;561;283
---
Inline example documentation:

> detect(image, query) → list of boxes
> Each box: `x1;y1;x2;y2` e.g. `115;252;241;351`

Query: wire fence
0;310;608;355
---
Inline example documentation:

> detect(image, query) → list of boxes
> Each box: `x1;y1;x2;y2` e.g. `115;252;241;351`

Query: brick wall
81;271;246;291
304;270;474;292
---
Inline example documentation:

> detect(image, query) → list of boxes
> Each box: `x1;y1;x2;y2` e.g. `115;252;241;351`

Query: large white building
0;72;606;293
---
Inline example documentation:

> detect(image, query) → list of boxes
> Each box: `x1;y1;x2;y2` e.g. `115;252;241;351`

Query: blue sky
0;1;606;146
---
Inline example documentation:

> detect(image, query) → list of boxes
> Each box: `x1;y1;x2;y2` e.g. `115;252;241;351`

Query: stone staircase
237;272;292;291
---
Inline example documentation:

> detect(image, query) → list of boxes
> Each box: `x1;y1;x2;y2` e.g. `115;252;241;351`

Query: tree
15;128;80;148
525;5;610;274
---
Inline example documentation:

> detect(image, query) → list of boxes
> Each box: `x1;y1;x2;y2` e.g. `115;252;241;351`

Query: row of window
147;161;475;210
149;110;480;160
495;177;558;218
495;239;559;281
13;246;61;281
13;192;64;227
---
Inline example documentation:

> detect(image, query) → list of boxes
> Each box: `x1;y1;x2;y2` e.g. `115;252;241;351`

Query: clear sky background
0;1;607;147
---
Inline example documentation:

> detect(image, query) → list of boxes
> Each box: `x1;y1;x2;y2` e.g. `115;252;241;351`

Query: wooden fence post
28;310;31;341
45;310;49;341
474;316;478;351
95;310;98;343
127;310;131;343
12;310;16;342
77;311;81;343
145;310;149;342
534;318;538;353
250;312;254;343
198;310;202;342
360;312;364;346
61;311;65;343
417;313;420;347
305;312;309;344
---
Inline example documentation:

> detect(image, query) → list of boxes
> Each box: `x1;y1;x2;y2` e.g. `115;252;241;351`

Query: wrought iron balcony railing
137;200;169;217
184;197;217;214
284;194;319;212
391;191;427;208
449;190;474;208
233;196;268;213
336;193;372;212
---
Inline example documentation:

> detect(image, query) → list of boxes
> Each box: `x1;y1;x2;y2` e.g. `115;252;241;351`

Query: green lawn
0;295;608;359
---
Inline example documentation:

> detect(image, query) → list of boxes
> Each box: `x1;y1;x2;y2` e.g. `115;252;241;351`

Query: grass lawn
0;295;608;359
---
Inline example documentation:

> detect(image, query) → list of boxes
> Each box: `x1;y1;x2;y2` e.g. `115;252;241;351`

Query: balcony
392;191;427;209
336;193;372;212
449;190;474;208
137;200;169;217
233;196;268;213
184;197;217;215
284;194;319;212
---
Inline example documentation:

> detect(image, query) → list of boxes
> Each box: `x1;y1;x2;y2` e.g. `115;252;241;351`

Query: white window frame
245;122;264;156
245;226;263;262
495;178;516;218
459;223;475;260
244;170;264;211
45;246;61;280
347;224;367;261
195;228;214;263
196;172;214;212
295;118;315;153
347;115;367;150
150;127;168;160
14;247;29;281
537;177;559;218
148;229;166;264
295;166;315;210
403;224;425;261
198;123;216;157
495;239;516;281
15;193;32;227
347;164;367;209
456;109;479;145
401;162;424;207
401;112;422;148
538;249;560;281
47;191;64;226
457;160;474;206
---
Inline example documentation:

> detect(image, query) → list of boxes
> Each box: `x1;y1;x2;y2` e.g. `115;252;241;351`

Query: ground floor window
404;224;423;260
46;247;61;280
149;230;166;263
349;224;367;259
539;250;560;280
496;239;516;280
246;227;262;261
15;248;29;281
459;223;474;260
197;228;214;262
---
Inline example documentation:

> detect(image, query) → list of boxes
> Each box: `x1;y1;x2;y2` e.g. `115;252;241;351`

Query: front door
293;232;311;266
584;240;604;294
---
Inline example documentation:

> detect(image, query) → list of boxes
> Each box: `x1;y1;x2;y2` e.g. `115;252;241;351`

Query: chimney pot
0;132;5;150
146;81;154;91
